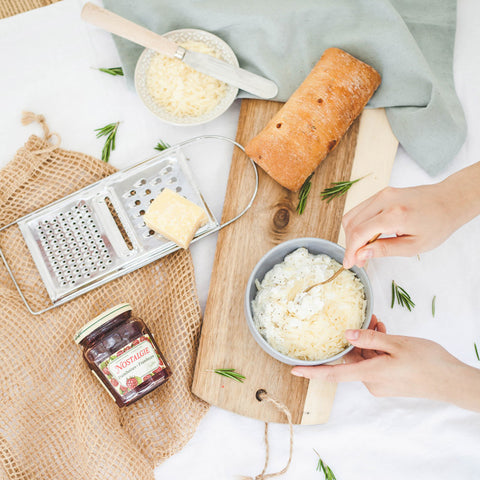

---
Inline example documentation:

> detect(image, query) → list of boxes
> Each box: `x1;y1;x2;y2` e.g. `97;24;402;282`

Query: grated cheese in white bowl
146;40;228;118
251;248;366;361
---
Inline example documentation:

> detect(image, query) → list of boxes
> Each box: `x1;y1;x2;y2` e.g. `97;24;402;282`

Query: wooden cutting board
192;99;398;424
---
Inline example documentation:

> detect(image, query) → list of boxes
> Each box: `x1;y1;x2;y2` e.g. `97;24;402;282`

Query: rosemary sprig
321;176;364;203
314;450;336;480
475;343;480;361
94;122;120;163
296;173;314;214
391;280;415;311
154;139;170;151
211;368;246;383
98;67;124;76
432;295;436;317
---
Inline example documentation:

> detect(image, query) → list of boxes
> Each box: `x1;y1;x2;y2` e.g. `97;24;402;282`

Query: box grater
0;135;258;315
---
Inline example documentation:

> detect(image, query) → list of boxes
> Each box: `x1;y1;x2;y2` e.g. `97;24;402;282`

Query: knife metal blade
179;48;278;99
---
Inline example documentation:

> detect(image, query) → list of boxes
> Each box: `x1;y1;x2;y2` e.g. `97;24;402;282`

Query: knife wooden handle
81;2;178;57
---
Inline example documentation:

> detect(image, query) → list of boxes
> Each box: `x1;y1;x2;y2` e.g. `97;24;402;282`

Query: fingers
354;236;419;265
291;318;392;381
342;187;415;268
369;315;387;334
343;349;364;364
368;314;379;330
342;190;385;232
362;321;387;359
343;212;391;268
376;321;386;334
291;360;372;382
345;328;396;353
372;321;388;356
343;209;412;268
342;207;383;269
361;315;387;359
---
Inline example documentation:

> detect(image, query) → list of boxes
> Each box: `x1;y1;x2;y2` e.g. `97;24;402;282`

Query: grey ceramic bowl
244;237;373;366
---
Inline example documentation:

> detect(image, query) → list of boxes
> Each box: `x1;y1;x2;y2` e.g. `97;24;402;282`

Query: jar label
99;335;166;396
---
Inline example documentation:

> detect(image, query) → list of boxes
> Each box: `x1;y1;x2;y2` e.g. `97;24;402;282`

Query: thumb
345;328;396;353
291;361;370;383
356;236;417;261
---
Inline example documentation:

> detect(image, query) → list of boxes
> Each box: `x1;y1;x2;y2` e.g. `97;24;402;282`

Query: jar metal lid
74;303;132;344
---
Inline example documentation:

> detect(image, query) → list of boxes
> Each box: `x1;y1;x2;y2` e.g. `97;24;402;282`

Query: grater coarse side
0;136;258;315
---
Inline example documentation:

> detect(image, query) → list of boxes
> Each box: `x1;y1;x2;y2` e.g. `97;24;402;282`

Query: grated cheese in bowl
146;40;228;118
251;247;366;361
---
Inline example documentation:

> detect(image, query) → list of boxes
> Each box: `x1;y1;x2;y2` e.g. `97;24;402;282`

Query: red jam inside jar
74;303;171;407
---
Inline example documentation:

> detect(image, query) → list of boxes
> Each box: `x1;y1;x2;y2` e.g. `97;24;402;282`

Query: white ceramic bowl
244;238;373;366
134;28;239;126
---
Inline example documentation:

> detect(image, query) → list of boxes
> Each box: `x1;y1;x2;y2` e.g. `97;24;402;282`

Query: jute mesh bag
0;118;209;480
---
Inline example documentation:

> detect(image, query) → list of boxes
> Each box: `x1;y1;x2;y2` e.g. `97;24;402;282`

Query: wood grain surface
192;99;397;424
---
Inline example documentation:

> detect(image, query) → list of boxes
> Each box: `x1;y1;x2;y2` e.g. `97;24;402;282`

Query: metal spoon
303;233;381;293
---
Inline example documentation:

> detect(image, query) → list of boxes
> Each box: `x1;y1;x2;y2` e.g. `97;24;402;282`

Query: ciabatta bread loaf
245;48;381;192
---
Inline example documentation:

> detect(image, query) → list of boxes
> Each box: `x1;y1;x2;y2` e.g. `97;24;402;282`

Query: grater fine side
1;136;258;314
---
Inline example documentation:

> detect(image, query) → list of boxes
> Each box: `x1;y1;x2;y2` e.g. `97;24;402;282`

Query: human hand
342;184;458;269
341;314;386;364
291;316;480;411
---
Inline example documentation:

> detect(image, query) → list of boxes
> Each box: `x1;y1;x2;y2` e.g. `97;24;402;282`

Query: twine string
21;111;61;154
238;390;294;480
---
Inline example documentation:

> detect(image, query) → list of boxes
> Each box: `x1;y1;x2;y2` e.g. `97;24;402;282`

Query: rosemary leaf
390;281;395;309
98;67;124;76
432;295;436;317
475;343;480;361
320;176;364;203
314;450;336;480
391;280;415;311
94;122;120;163
212;368;245;383
154;139;170;152
296;173;314;214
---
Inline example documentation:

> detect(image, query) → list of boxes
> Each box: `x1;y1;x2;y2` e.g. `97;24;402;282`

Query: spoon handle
366;232;381;245
306;233;381;291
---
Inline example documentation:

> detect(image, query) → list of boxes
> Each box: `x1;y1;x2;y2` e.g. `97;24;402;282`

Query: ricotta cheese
251;248;366;361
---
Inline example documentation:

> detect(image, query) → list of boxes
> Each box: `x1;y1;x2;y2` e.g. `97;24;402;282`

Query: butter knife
81;3;278;99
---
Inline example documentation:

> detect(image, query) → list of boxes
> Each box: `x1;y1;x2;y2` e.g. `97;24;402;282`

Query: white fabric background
0;1;479;479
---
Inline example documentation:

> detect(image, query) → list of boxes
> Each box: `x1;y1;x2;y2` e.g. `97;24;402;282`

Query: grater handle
0;223;50;315
217;156;258;231
176;135;259;240
209;137;258;232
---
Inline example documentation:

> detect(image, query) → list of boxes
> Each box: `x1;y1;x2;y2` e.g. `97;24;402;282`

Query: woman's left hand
290;315;480;412
340;314;386;363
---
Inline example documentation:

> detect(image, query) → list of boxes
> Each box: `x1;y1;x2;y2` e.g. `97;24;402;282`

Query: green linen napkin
103;0;466;176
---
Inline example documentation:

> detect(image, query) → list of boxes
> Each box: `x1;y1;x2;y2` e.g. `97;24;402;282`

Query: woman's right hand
342;183;458;269
342;161;480;269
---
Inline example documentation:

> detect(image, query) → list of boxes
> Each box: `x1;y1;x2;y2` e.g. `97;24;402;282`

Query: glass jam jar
74;303;171;407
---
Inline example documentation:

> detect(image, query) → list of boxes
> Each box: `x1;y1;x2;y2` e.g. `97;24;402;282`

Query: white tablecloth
1;1;479;479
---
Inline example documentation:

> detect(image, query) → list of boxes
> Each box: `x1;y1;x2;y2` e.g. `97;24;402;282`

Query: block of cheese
245;48;381;192
143;188;208;249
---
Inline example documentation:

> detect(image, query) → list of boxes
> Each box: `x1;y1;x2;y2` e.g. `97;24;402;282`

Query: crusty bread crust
245;48;381;192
